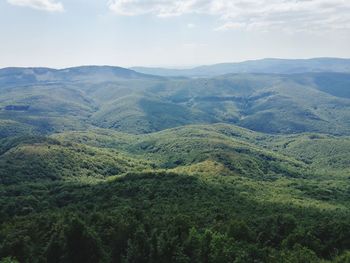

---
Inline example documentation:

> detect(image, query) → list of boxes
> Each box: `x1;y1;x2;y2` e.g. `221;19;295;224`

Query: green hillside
1;123;350;262
90;95;213;134
1;67;350;135
0;137;149;185
142;73;350;134
0;65;350;262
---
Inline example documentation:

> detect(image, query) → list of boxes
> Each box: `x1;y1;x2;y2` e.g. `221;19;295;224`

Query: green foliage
279;244;320;263
0;123;349;262
0;67;350;262
1;68;350;135
333;251;350;263
0;257;19;263
65;217;106;263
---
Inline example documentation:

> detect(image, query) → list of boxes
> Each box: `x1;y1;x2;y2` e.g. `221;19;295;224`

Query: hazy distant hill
0;65;160;86
131;58;350;77
1;65;350;135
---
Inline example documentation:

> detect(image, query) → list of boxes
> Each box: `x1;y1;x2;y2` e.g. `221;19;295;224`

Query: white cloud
7;0;64;12
107;0;223;17
107;0;350;32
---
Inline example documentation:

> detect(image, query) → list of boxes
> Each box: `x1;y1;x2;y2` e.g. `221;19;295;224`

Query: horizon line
1;56;350;71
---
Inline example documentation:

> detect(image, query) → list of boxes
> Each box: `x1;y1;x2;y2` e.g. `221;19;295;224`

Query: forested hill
1;124;350;262
0;63;350;262
1;66;350;136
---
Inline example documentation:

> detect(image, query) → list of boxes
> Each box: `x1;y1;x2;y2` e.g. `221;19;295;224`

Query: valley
0;60;350;262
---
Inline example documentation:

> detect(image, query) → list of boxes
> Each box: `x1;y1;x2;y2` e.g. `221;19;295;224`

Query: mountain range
1;60;350;135
0;58;350;263
131;57;350;77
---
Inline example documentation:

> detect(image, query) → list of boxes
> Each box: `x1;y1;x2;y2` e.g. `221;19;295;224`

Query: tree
65;217;106;263
0;258;19;263
46;231;66;263
334;251;350;263
124;229;149;263
279;244;319;263
227;219;254;242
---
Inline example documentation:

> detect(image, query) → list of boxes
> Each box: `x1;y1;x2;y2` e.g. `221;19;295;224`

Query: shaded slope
91;95;214;134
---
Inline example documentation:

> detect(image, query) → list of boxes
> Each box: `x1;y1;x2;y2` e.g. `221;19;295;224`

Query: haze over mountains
1;58;350;136
131;57;350;77
1;58;350;262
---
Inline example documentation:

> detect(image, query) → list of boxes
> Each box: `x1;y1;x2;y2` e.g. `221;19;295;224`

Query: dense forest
0;63;350;262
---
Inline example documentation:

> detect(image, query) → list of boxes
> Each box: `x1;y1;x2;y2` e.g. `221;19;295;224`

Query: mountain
140;73;350;135
1;62;350;262
1;66;350;135
0;65;159;86
0;66;163;134
131;58;350;77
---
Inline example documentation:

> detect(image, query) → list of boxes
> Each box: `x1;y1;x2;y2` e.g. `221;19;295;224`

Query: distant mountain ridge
131;57;350;77
0;65;160;86
3;58;350;82
1;61;350;136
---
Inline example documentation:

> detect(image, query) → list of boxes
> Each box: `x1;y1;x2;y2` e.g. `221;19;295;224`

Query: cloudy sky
1;0;350;68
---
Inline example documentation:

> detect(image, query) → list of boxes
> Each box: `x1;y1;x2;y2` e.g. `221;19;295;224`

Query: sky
1;0;350;68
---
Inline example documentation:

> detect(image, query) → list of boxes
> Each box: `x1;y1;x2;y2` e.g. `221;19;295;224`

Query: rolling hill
1;123;350;262
1;66;350;136
0;61;350;262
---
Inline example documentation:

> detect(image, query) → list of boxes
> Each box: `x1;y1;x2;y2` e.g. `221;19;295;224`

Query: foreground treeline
1;125;350;263
0;172;349;263
1;210;350;263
